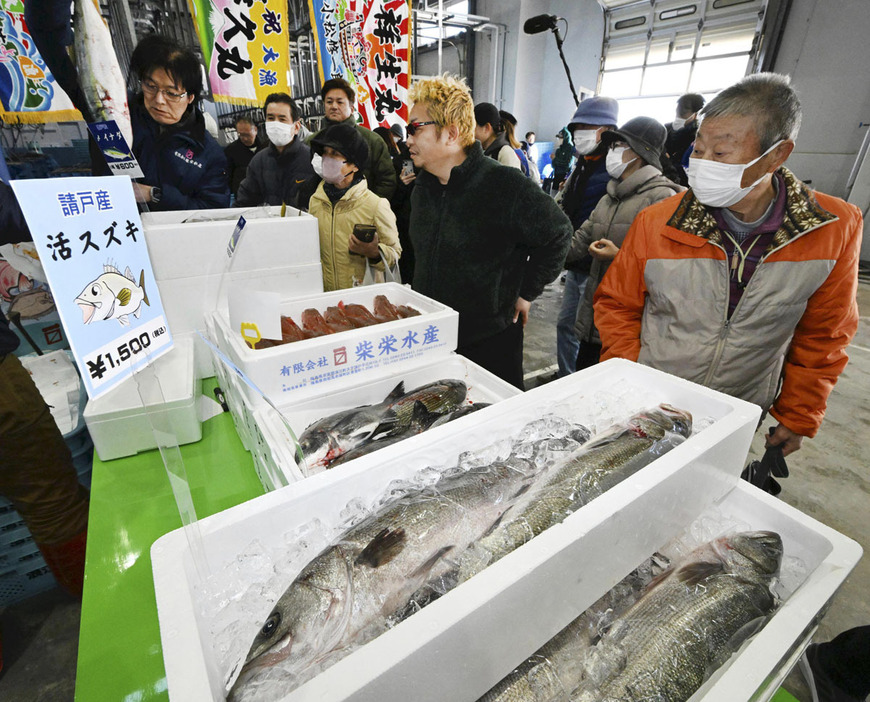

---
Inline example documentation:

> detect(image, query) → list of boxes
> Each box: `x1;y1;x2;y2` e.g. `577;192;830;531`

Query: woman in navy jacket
129;36;229;211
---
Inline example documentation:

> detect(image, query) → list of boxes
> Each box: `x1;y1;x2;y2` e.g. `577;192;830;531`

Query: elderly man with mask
595;73;862;456
236;92;314;207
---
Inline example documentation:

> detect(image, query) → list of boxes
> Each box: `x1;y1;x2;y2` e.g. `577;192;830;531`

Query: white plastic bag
361;248;402;285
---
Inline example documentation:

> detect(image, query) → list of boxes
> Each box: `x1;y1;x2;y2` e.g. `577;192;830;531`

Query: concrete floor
1;278;867;702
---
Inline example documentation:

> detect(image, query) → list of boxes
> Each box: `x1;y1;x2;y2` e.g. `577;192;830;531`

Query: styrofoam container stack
254;352;522;488
84;338;200;461
151;359;860;701
208;282;459;407
142;205;323;379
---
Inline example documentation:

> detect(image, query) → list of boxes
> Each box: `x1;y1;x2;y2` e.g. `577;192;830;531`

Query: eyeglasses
141;79;189;103
406;120;436;136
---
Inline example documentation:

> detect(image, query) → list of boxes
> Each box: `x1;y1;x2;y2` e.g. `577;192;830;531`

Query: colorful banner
10;176;173;399
308;0;411;129
0;1;81;124
187;0;291;107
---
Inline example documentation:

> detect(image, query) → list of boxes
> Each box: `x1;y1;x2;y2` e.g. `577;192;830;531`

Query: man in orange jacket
594;73;862;456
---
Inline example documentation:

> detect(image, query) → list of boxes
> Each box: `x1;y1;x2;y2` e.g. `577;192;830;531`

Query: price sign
11;176;173;399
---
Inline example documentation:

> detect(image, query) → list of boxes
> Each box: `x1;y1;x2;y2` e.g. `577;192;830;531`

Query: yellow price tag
240;322;262;349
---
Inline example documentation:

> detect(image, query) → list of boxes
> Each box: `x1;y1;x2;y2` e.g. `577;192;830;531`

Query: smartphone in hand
353;224;377;243
401;159;415;177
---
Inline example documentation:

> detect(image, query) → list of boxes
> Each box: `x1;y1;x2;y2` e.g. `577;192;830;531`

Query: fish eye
260;611;281;639
91;285;100;295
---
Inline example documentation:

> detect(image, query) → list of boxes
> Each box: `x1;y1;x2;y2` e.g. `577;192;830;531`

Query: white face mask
606;146;637;180
311;152;323;177
265;120;296;147
672;117;687;130
321;155;348;184
573;129;599;156
687;140;783;208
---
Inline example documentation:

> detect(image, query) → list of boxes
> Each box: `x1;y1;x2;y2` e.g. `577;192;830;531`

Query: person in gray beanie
564;115;683;370
555;95;619;377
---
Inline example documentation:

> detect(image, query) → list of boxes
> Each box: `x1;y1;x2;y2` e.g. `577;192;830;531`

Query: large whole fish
458;405;692;582
228;461;539;701
73;0;133;146
296;382;406;467
571;531;782;702
297;379;468;469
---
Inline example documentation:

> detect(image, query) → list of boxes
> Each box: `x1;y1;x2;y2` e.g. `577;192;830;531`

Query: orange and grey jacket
594;167;862;437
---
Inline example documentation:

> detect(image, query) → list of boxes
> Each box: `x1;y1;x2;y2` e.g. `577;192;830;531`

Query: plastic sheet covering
453;404;693;586
223;405;693;702
480;531;783;702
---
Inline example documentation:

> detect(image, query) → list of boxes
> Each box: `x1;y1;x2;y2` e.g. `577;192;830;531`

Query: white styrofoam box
84;338;201;461
210;282;459;406
255;353;522;488
151;359;781;701
142;206;323;379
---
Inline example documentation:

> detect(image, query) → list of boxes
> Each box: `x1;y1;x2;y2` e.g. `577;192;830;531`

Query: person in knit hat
308;123;401;291
554;95;619;377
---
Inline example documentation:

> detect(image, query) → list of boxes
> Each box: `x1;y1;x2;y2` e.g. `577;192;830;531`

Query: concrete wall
473;0;604;141
771;0;870;200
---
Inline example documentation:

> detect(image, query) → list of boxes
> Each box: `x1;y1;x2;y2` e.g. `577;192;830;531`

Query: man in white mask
236;92;315;207
595;73;862;458
555;95;619;377
663;92;706;186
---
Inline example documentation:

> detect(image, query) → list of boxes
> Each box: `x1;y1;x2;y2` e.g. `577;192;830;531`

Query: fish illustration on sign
75;264;150;327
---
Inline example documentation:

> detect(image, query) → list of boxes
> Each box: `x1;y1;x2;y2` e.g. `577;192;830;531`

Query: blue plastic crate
0;561;57;606
0;521;29;548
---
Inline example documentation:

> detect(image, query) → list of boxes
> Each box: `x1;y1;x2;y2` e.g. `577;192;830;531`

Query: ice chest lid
82;338;195;421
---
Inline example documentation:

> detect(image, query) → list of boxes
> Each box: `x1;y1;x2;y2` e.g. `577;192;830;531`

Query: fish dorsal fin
356;527;406;568
139;270;150;306
116;287;131;306
124;266;134;282
676;560;725;588
385;381;405;403
410;400;438;429
104;262;121;275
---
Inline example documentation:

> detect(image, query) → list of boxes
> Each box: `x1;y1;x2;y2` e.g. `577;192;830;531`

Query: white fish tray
143;206;323;379
208;282;459;407
151;359;858;701
253;353;522;489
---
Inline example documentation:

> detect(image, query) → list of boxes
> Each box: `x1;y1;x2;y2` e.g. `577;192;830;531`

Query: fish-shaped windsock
75;264;150;327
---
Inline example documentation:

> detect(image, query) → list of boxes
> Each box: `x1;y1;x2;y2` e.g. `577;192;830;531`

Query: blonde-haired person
404;74;573;389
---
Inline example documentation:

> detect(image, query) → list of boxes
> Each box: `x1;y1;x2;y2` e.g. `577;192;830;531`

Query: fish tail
139;270;150;306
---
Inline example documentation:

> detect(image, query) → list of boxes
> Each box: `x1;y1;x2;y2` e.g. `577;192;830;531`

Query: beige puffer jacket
566;165;683;343
309;179;402;291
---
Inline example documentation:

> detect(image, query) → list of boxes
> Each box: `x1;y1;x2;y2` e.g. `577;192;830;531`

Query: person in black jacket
129;35;230;211
0;181;90;648
235;93;315;207
555;96;619;377
373;125;415;283
224;116;265;198
405;76;572;389
662;93;706;186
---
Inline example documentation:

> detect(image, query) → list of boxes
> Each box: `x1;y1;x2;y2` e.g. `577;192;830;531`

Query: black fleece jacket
410;143;572;347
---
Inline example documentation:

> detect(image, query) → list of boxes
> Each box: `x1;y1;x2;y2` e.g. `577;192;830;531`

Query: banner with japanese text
10;177;173;399
187;0;290;106
0;0;82;124
308;0;411;129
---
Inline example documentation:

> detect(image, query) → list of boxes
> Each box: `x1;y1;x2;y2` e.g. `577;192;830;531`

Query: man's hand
589;239;620;261
399;170;416;185
513;297;531;326
348;231;380;259
765;423;804;457
132;183;154;203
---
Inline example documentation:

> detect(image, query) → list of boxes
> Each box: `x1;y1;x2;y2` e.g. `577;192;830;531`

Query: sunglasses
406;120;436;136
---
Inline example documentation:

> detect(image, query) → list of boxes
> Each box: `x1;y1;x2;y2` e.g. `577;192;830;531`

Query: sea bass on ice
228;461;539;701
73;0;133;146
458;405;692;582
572;531;783;702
